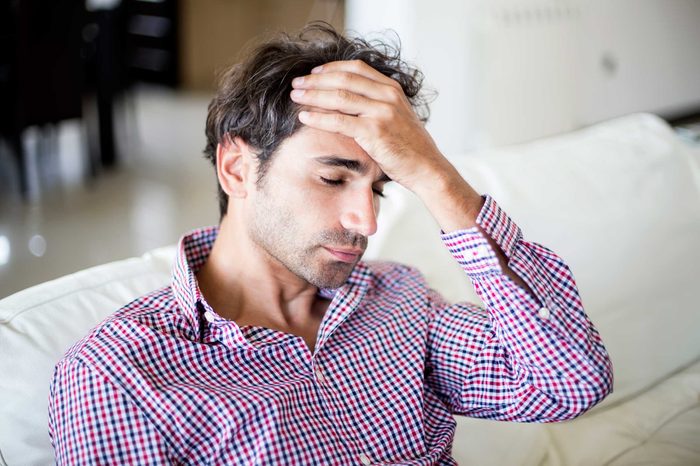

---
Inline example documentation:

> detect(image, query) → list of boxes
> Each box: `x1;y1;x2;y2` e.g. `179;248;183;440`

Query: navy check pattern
49;195;613;465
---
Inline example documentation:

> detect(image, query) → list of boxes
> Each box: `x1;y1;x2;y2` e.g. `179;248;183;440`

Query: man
49;23;613;465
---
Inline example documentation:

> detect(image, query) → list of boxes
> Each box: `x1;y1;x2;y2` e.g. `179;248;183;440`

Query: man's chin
307;261;357;289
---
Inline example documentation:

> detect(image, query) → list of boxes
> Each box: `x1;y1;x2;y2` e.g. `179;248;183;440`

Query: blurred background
1;0;699;298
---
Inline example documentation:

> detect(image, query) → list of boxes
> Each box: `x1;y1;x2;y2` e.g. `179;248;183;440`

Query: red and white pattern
49;195;613;465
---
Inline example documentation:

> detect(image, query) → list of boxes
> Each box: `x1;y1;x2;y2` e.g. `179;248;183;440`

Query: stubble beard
247;188;367;289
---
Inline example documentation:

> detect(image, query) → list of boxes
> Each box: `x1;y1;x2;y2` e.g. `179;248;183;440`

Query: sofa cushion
0;247;174;466
545;357;700;465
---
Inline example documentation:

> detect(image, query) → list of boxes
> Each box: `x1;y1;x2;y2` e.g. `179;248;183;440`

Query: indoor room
1;1;699;464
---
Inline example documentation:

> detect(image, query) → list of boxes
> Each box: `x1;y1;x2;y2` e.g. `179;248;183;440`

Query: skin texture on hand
290;60;446;192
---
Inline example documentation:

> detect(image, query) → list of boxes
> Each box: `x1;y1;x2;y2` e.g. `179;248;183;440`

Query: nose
340;187;378;237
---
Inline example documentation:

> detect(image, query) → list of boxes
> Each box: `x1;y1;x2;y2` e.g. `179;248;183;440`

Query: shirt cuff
440;195;523;277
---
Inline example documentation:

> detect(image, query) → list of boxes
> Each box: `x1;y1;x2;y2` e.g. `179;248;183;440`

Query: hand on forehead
289;59;444;193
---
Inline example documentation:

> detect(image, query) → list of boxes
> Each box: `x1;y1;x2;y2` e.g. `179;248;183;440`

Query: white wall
346;0;700;153
579;0;700;124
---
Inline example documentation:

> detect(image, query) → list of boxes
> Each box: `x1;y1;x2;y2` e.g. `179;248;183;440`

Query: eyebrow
313;156;391;182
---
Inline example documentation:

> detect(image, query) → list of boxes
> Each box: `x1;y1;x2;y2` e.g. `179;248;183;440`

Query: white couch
2;113;699;465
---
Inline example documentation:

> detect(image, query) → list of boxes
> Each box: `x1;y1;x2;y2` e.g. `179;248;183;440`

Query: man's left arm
424;194;613;421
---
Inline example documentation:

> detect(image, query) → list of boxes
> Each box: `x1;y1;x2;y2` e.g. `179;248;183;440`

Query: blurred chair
0;0;89;197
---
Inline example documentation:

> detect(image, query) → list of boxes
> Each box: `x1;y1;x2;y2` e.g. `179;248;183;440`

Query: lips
323;246;364;263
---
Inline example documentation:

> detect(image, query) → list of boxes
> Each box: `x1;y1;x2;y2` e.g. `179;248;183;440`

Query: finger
290;88;391;118
297;110;362;139
292;71;404;105
311;60;402;90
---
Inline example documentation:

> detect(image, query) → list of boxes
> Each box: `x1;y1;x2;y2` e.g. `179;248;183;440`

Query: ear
216;137;255;199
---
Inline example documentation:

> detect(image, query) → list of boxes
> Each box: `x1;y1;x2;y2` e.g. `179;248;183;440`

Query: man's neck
195;216;327;335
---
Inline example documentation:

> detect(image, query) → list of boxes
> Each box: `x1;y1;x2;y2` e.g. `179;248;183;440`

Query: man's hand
290;60;446;193
290;59;484;231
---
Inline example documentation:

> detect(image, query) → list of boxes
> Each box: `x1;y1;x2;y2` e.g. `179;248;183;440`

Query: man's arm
424;194;613;420
417;176;536;297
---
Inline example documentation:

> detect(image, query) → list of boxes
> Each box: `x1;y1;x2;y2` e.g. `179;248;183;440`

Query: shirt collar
170;226;373;344
170;226;218;337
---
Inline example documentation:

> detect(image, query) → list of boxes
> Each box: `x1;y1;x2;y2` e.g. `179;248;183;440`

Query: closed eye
320;177;344;186
319;177;386;198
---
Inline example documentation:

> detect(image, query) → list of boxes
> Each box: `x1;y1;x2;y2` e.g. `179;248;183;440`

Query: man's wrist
412;163;484;232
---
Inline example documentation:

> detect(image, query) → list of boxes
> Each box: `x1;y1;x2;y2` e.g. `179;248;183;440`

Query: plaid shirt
49;195;612;465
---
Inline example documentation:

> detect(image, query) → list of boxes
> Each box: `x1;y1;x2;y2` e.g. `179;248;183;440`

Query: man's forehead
279;126;386;176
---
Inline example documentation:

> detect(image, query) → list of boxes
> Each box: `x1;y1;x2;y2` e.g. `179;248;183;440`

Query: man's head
204;22;429;218
203;23;430;288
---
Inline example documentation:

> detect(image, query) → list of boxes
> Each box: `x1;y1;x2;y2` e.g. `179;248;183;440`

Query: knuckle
337;72;353;86
337;89;353;101
350;59;366;70
389;79;403;91
378;102;397;119
384;87;403;104
332;113;345;125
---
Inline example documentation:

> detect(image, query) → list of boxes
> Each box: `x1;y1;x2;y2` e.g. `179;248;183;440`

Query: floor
0;87;219;298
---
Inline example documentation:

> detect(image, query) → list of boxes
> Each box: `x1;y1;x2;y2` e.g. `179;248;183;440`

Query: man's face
245;126;389;289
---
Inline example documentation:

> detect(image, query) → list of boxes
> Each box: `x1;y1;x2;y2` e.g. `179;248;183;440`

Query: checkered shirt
48;195;613;465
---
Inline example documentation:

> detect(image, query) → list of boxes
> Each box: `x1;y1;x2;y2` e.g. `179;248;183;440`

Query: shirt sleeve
424;194;613;422
49;358;174;465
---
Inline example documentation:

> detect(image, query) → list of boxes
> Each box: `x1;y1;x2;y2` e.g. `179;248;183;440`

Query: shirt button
537;307;550;319
359;453;371;465
204;311;215;323
315;368;326;383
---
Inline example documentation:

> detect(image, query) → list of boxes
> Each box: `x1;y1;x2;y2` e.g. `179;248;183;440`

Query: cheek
264;175;346;229
296;182;341;211
302;194;341;228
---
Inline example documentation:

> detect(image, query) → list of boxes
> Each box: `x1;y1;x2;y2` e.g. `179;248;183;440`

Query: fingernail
298;111;310;121
292;77;304;86
290;89;305;99
311;66;323;74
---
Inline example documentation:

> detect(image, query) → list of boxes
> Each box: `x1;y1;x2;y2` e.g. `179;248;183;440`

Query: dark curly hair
204;22;430;219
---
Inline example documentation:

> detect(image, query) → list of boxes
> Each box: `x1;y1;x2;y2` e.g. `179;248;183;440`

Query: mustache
317;230;368;250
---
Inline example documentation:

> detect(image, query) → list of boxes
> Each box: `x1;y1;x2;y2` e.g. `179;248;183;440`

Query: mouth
322;246;364;263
